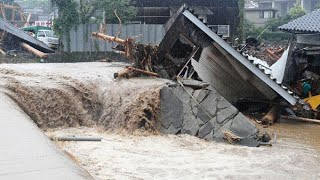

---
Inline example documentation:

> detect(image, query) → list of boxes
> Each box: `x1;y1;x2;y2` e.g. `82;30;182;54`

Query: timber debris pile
243;40;286;65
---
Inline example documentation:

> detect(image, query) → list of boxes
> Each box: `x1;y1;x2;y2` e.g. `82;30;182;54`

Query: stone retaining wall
159;82;260;146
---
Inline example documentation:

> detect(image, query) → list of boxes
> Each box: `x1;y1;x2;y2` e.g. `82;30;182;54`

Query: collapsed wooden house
156;5;300;107
0;18;54;57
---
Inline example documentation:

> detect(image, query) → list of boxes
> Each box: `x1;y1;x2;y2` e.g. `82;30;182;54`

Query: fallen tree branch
91;32;126;44
113;66;159;79
114;9;122;38
126;66;159;77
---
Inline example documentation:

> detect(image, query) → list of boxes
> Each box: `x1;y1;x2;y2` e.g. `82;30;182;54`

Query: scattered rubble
245;44;286;65
0;18;53;61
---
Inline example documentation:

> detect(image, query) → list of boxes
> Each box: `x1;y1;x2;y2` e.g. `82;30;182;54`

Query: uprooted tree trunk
92;32;159;78
20;42;48;59
261;105;280;125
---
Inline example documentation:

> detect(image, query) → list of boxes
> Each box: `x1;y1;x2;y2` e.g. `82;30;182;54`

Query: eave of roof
245;8;277;11
278;9;320;34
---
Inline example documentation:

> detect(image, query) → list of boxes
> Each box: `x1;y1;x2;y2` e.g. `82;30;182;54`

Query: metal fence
62;24;165;52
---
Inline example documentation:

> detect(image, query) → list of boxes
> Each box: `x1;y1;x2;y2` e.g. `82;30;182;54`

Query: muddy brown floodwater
0;62;319;180
47;125;320;180
268;119;320;152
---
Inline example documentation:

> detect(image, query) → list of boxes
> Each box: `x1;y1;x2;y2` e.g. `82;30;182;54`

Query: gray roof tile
278;9;320;33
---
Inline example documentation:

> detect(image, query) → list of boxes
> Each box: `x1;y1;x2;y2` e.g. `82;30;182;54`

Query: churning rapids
0;62;319;180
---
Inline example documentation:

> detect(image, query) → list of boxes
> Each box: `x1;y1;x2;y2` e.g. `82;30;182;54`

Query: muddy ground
0;62;319;179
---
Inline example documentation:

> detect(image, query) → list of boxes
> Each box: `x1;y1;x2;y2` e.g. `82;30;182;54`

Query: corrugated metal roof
0;18;54;53
183;10;299;105
279;9;320;33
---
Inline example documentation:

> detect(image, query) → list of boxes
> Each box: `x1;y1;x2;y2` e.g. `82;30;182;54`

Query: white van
37;30;59;49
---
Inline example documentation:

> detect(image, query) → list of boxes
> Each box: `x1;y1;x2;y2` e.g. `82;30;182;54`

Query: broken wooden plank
266;48;280;60
280;115;320;124
20;42;48;59
179;78;210;89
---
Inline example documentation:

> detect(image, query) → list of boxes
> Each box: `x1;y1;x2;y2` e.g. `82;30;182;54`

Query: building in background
279;9;320;46
14;0;55;27
258;0;318;16
245;1;277;27
245;0;319;27
0;1;24;25
133;0;241;39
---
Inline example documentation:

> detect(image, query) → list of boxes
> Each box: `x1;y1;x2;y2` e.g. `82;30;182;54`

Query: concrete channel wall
62;24;165;52
0;93;93;180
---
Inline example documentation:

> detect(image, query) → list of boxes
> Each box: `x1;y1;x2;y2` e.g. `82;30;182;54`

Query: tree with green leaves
243;0;308;41
265;0;306;32
95;0;137;23
77;0;136;24
51;0;79;51
50;0;136;51
20;0;53;13
289;0;307;19
238;0;245;42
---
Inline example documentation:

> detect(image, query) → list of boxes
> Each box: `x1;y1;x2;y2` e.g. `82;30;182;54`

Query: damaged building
156;6;299;105
278;9;320;114
92;5;318;146
130;5;305;145
0;17;53;58
1;1;320;179
152;6;305;141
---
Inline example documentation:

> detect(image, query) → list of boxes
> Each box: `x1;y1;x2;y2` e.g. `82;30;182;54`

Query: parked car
21;26;59;49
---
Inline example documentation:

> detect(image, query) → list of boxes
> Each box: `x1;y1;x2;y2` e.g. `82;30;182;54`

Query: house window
259;11;264;18
38;31;45;37
259;11;273;19
208;25;230;38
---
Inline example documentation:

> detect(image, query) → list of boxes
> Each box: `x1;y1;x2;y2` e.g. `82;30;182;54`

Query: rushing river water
267;119;320;152
48;126;320;180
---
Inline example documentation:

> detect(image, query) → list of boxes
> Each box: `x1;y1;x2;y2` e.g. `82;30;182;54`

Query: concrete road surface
0;93;93;180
